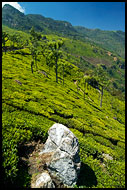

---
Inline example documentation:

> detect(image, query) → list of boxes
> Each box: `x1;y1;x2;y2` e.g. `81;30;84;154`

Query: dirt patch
19;140;45;176
82;56;111;67
18;140;67;188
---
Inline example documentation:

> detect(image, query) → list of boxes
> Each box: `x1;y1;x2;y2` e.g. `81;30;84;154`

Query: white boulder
39;123;81;187
31;171;55;188
102;153;113;161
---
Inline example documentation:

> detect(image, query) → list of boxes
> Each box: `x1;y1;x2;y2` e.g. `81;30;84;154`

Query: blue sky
2;2;125;31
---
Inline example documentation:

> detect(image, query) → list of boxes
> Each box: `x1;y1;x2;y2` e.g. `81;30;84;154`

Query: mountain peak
2;4;125;58
2;3;24;15
3;4;13;8
2;5;76;34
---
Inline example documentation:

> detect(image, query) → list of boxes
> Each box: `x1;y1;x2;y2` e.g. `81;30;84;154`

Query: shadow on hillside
76;162;97;187
1;158;32;188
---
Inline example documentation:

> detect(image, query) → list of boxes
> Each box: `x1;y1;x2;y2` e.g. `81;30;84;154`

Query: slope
2;25;125;100
74;26;125;58
2;29;125;188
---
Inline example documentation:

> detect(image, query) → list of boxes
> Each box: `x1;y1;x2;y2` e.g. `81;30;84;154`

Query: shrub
2;122;32;182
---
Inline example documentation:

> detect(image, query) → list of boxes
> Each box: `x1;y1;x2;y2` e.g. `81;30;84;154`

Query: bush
2;123;32;182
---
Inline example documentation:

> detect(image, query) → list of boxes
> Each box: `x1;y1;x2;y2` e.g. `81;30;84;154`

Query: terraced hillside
2;26;125;188
2;25;125;99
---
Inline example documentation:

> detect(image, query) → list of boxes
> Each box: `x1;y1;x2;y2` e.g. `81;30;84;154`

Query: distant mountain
74;26;125;58
2;4;125;58
2;4;77;34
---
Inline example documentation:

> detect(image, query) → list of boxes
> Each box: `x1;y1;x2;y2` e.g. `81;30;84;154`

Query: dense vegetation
74;26;125;58
2;5;125;188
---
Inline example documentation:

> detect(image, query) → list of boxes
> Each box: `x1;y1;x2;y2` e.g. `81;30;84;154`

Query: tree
74;68;84;94
48;40;64;83
2;31;9;55
29;44;39;73
16;35;25;49
40;39;53;71
82;75;91;99
94;64;109;107
9;34;19;49
29;27;42;73
58;59;65;85
58;59;71;85
29;26;42;41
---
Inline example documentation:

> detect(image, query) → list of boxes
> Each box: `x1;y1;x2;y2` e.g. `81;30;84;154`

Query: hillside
2;24;125;188
2;25;125;100
2;4;125;58
2;4;77;35
74;26;125;58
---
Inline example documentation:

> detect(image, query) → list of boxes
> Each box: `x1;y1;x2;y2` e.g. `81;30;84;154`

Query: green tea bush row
2;122;32;181
2;102;54;182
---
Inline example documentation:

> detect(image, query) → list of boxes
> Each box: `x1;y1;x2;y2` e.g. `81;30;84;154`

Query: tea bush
2;28;125;187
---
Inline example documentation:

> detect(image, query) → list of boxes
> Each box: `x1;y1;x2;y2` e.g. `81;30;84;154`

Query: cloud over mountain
2;2;25;13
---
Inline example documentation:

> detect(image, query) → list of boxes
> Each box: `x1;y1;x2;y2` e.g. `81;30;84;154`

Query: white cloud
2;2;25;13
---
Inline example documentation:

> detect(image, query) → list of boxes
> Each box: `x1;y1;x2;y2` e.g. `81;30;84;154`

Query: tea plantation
2;28;125;188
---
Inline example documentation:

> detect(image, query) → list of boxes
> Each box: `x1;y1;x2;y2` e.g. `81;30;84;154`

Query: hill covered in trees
2;4;125;58
2;4;125;188
74;26;125;58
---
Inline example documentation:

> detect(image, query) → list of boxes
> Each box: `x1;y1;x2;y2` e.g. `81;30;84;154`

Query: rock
39;123;81;187
102;153;113;161
38;70;49;78
31;171;55;188
102;163;106;167
114;57;117;61
15;79;22;85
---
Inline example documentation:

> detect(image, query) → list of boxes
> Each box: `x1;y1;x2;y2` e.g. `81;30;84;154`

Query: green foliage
2;102;54;183
47;40;64;83
2;121;32;181
2;26;125;188
2;25;125;98
74;26;125;58
9;34;19;47
105;160;125;188
28;27;42;73
2;31;9;54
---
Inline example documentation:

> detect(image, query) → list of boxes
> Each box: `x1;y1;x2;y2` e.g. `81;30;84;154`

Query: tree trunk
31;60;34;73
100;86;103;107
3;43;6;54
55;58;58;83
59;69;62;83
84;81;86;99
77;80;78;93
63;66;64;85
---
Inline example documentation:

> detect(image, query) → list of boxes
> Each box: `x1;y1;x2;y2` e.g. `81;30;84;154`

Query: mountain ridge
2;4;124;32
2;4;125;58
